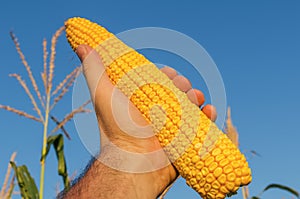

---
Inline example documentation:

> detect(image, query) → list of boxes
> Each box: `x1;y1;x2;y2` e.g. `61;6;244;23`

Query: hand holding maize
65;17;251;199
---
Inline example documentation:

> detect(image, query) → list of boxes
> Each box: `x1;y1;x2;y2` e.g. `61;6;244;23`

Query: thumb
76;44;111;104
76;44;153;139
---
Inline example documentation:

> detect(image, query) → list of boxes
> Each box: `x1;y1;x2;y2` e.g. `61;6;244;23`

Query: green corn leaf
252;183;299;199
10;162;39;199
40;134;70;189
262;183;299;198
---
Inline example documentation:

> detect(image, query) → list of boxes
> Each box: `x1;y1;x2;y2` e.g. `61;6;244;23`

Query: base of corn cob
65;17;251;199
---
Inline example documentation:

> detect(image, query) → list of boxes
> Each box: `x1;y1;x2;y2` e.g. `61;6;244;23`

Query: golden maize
65;17;251;199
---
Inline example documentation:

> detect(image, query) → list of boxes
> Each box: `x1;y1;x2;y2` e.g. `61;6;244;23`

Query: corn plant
0;27;90;199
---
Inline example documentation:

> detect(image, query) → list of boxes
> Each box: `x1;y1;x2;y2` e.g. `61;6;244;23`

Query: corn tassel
65;17;251;199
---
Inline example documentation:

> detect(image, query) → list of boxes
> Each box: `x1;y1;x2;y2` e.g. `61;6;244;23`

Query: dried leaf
225;107;239;147
0;152;17;198
4;174;15;199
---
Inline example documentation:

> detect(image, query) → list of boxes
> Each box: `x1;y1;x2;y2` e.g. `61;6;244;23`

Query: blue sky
1;1;300;198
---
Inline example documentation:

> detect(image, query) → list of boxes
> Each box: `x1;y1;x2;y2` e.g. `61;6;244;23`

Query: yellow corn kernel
65;17;252;199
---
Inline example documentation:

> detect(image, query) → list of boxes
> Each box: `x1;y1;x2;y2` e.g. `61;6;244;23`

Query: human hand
75;44;217;198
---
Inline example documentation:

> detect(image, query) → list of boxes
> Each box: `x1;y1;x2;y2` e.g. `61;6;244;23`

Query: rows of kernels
171;131;251;198
130;82;181;146
65;17;113;50
106;51;151;82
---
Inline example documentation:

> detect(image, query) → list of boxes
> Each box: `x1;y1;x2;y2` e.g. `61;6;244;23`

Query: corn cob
65;17;252;199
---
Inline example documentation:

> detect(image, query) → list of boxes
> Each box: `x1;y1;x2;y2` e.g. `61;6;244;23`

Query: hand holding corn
65;17;252;199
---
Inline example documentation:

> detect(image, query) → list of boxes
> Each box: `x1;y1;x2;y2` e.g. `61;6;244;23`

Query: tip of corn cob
65;17;114;51
64;17;252;199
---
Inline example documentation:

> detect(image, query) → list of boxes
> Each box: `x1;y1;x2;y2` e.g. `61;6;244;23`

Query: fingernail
76;45;88;62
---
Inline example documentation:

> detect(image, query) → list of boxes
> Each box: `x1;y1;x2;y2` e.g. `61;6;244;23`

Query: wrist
98;143;178;198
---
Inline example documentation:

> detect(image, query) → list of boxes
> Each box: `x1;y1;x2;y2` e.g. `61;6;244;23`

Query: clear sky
1;1;299;199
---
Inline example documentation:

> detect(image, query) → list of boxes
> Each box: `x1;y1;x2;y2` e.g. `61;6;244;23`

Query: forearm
59;148;165;199
61;160;142;198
